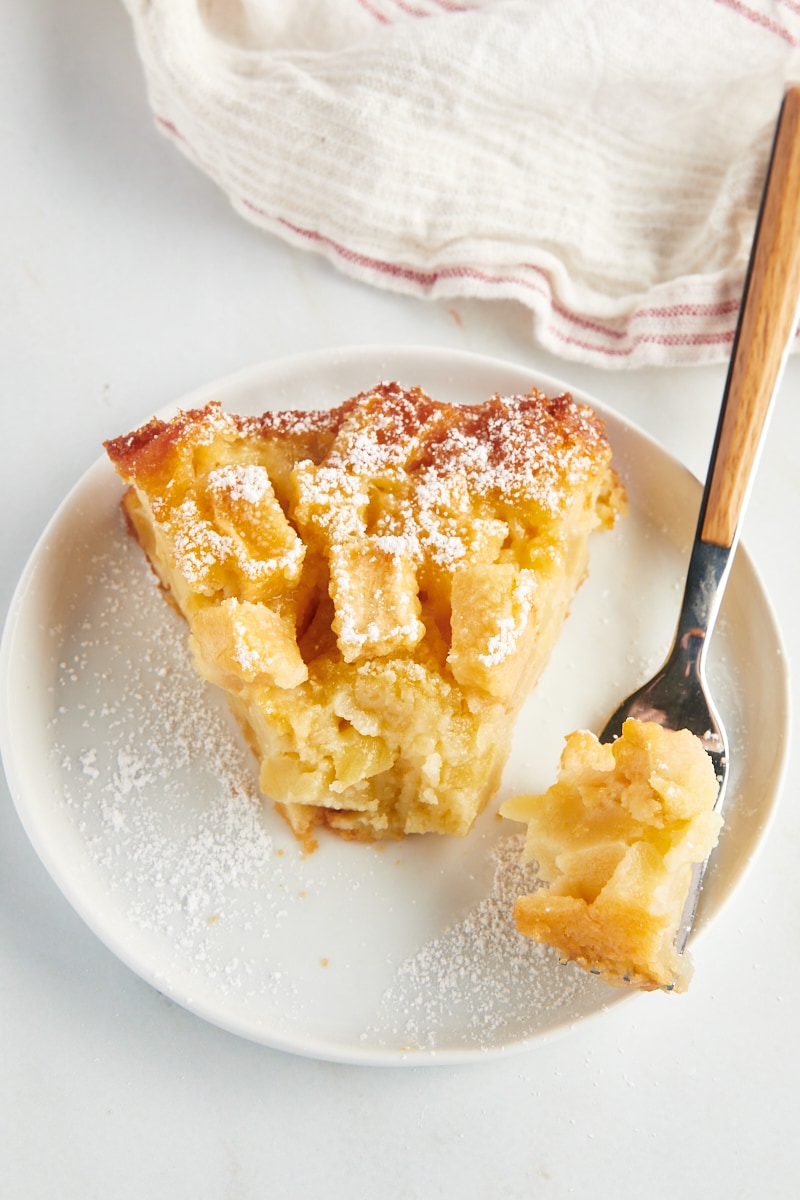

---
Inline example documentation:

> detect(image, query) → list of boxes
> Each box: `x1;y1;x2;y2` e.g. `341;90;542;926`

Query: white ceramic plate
0;347;789;1065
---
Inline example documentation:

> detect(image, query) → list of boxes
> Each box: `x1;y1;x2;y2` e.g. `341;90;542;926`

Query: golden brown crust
106;384;615;506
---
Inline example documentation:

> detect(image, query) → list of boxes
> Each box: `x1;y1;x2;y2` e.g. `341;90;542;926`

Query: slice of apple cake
105;381;624;842
500;719;723;991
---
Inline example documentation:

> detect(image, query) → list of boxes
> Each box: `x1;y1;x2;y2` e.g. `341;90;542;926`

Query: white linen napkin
122;0;800;367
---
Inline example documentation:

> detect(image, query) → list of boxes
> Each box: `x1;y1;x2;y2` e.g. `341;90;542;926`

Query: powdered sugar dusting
166;497;234;586
49;521;316;1006
478;570;538;668
285;382;614;662
294;384;610;581
364;834;604;1051
207;462;273;504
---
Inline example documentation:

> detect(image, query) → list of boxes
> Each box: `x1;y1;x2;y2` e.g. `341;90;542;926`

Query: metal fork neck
671;538;733;672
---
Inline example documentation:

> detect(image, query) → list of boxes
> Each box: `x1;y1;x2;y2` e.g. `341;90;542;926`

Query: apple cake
500;719;723;991
104;381;624;842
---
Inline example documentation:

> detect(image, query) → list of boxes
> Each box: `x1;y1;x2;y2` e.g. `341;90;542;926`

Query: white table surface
3;4;798;1198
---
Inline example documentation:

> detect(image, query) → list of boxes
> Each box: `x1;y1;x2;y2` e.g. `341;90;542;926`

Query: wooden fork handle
701;85;800;549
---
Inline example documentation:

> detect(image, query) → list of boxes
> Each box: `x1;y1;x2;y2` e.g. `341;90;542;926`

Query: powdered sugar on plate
364;834;604;1053
50;519;307;1005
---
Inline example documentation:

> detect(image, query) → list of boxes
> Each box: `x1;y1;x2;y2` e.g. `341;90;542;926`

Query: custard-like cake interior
500;719;723;991
105;382;624;841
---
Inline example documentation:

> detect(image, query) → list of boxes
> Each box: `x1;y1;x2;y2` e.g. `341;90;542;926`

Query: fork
599;85;800;957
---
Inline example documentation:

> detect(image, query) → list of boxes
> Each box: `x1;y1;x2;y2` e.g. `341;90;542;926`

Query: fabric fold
123;0;800;366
